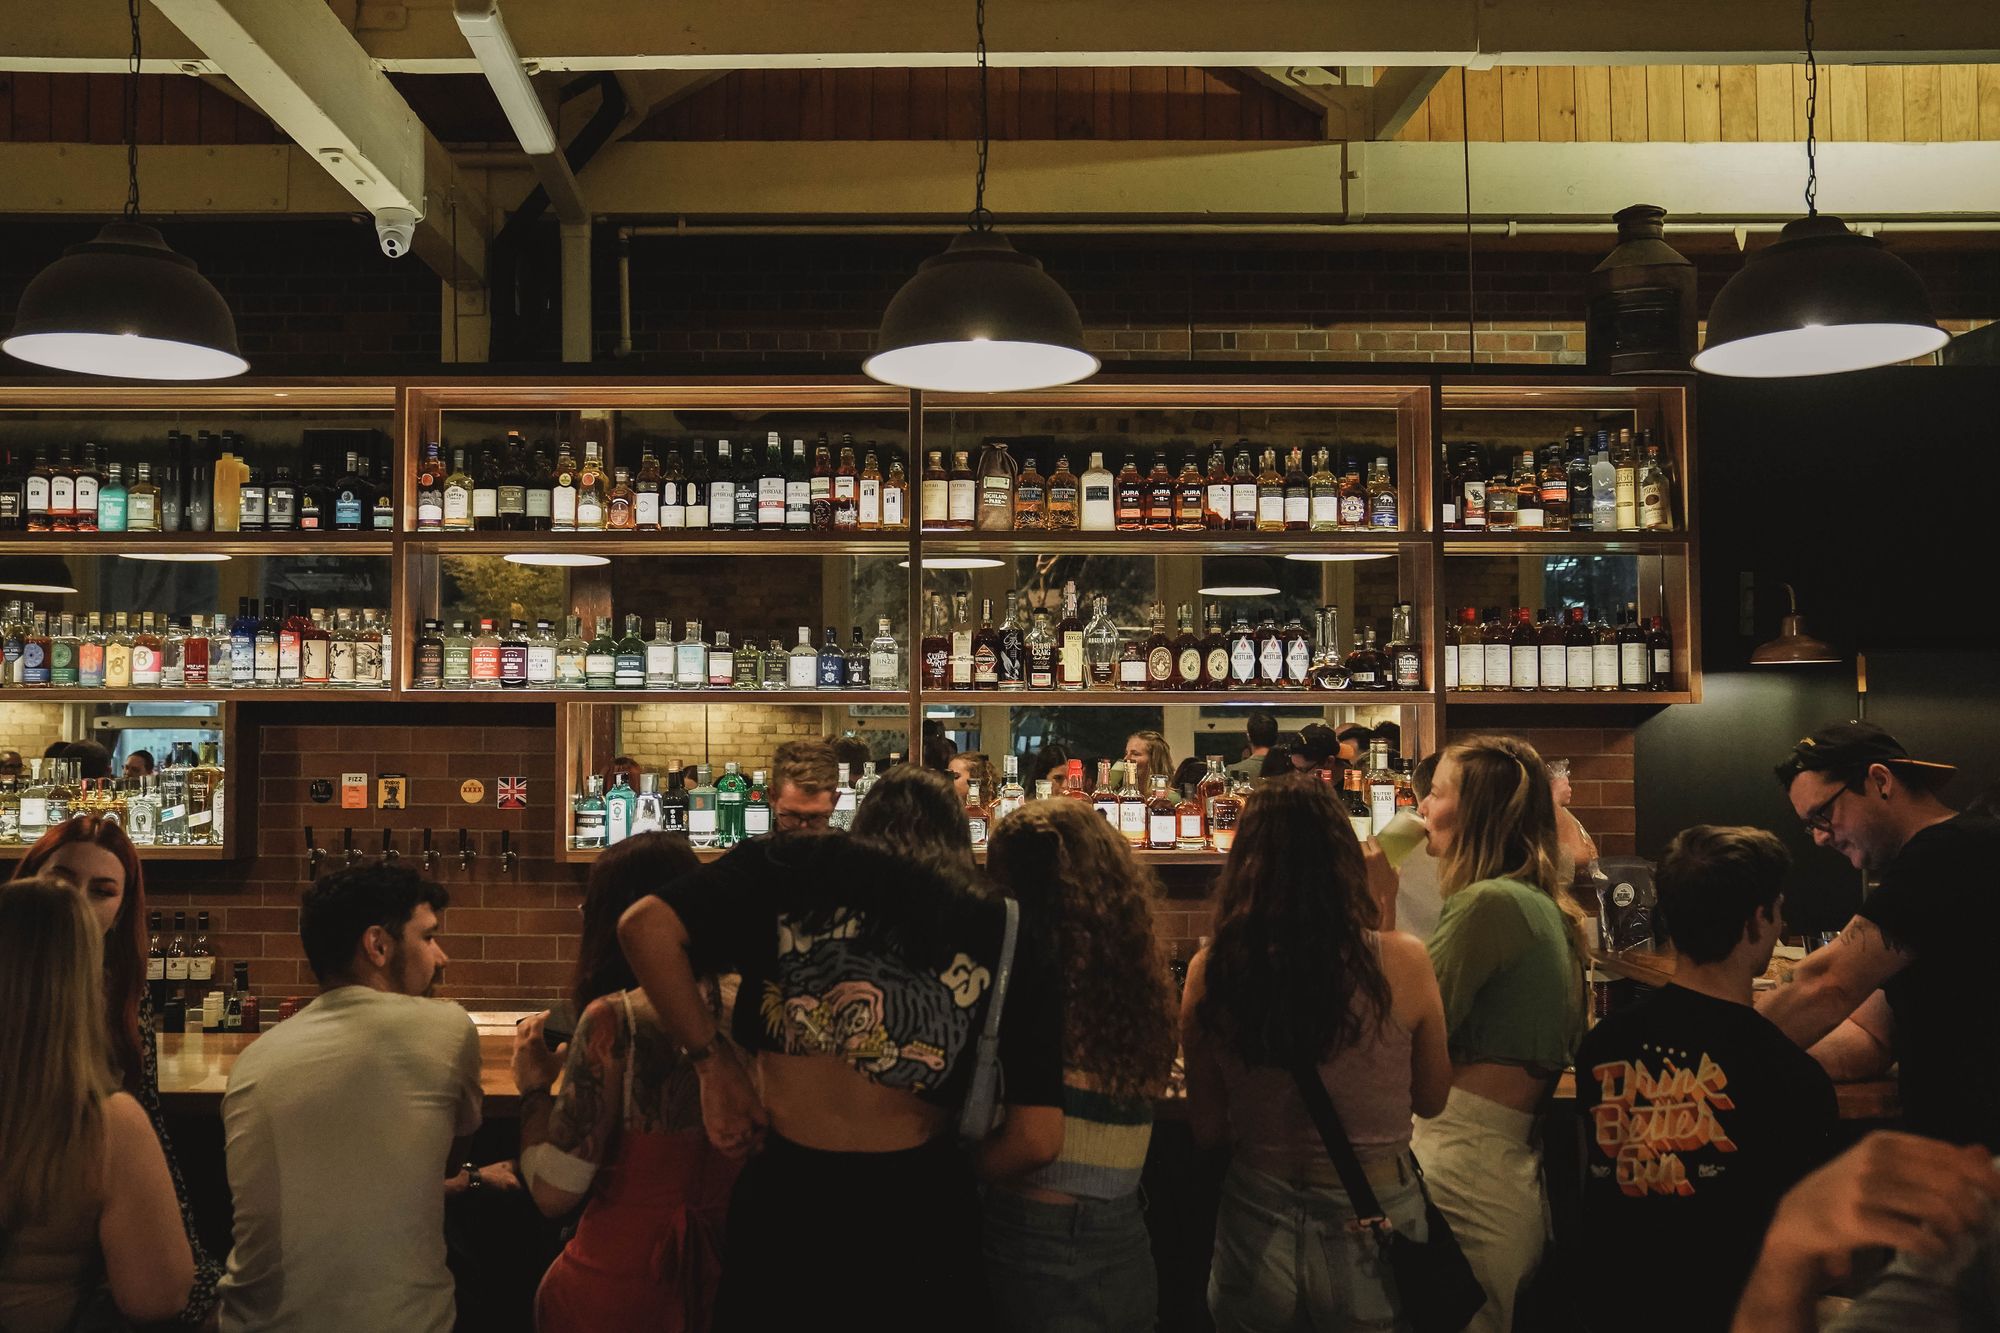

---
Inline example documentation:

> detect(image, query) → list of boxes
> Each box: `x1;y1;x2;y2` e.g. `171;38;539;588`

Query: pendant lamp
863;0;1096;393
1692;0;1944;377
1750;583;1839;666
3;0;246;380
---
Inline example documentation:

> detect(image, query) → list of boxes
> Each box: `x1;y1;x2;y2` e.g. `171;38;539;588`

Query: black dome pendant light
863;0;1097;393
3;0;246;380
1691;0;1945;377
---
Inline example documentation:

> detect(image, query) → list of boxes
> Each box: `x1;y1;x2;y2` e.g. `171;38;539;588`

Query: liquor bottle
125;778;158;847
77;612;106;688
132;612;164;688
1255;615;1285;687
975;439;1016;532
1384;602;1420;690
550;439;580;531
612;615;645;689
665;621;701;690
946;594;974;691
1272;612;1304;688
1163;456;1200;532
944;448;978;531
524;446;554;530
1114;456;1145;532
1365;739;1398;835
1565;606;1595;692
1336;628;1374;691
737;438;764;530
48;445;76;531
1209;778;1245;852
920;597;950;691
442;449;474;531
573;776;608;849
126;462;160;532
1648;615;1674;691
93;462;127;534
1324;453;1357;532
1539;447;1571;531
1025;609;1056;689
1485;456;1518;531
1227;614;1257;688
1091;759;1120;825
368;458;395;532
869;617;901;690
970;600;1000;689
708;438;741;532
1146;776;1179;850
1116;763;1148;847
1537;608;1566;691
1459;445;1489;530
1613;428;1639;531
1473;609;1505;695
833;626;866;690
1341;767;1373;842
410;619;443;689
1506;607;1539;691
439;618;472;688
1079;452;1115;531
1565;429;1594;532
714;762;747;847
331;451;367;532
659;448;687;529
659;764;690;835
1513;451;1544;530
1083;595;1120;687
189;744;224;846
0;450;21;531
1144;455;1175;533
1116;632;1146;691
1173;604;1203;690
686;764;720;849
1142;603;1174;688
681;443;710;528
1202;450;1230;529
782;625;815;689
1594;608;1625;697
576;441;608;530
606;467;636;530
1174;776;1208;851
962;779;991;850
1201;605;1231;689
463;617;497;688
1638;439;1670;530
845;445;879;532
266;466;297;531
882;452;910;530
145;911;165;998
919;450;949;530
1618;603;1649;689
412;440;445;531
1056;582;1086;691
1255;450;1285;533
1230;449;1259;531
582;617;615;689
1308;608;1349;691
555;616;587;687
813;626;847;689
735;769;770;839
988;590;1023;690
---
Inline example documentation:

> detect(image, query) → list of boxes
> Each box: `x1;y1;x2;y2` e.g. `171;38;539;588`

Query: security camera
375;207;419;259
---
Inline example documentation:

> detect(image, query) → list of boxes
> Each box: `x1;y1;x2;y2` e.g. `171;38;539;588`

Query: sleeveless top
1213;934;1417;1170
0;1184;105;1333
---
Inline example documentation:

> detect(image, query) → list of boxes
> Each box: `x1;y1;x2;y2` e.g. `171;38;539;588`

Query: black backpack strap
1289;1061;1391;1233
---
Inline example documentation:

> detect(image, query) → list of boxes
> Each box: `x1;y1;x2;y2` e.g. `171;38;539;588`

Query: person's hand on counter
1732;1130;2000;1332
510;1010;567;1096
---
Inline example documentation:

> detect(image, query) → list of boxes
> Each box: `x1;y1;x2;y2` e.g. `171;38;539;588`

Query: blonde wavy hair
1125;731;1172;788
986;799;1178;1102
0;877;116;1229
1436;735;1567;900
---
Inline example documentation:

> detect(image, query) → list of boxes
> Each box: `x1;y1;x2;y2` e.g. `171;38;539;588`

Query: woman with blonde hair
0;877;194;1331
1413;735;1587;1333
1123;730;1172;790
983;799;1179;1332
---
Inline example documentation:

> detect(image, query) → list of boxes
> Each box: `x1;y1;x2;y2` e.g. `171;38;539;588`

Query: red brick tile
484;934;559;960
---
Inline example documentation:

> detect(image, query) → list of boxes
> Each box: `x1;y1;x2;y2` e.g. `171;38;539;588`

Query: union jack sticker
497;776;528;809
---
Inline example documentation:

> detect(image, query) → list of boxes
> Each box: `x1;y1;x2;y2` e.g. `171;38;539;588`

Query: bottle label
1516;508;1545;529
870;649;898;683
302;639;330;682
1229;639;1256;682
1178;648;1203;681
759;479;787;524
1456;642;1482;689
1370;497;1398;529
1082;483;1113;507
1339;495;1366;526
1310;494;1338;527
1567;646;1595;690
710;481;736;522
1146;647;1173;683
147;955;165;982
525;488;552;519
1510;645;1539;690
818;654;848;688
635;492;660;527
1207;648;1230;682
190;955;213;983
1148;814;1176;846
471;644;500;680
553;486;577;526
577;497;605;527
1285;638;1312;684
129;494;157;528
882;486;904;527
165;955;189;982
502;645;530;681
1538;645;1565;690
1444;643;1459;689
1593;643;1619;686
498;484;526;516
1653;647;1671;676
132;646;161;682
1118;805;1147;840
1059;634;1084;685
471;488;498;519
948;480;977;524
788;480;814;526
973;646;998;686
1231;484;1258;521
1483;644;1510;687
1119;656;1147;685
336;494;363;527
25;476;48;511
1256;495;1284;524
1620;642;1649;687
1258;638;1283;682
1178;812;1204;841
443;489;470;522
788;655;817;688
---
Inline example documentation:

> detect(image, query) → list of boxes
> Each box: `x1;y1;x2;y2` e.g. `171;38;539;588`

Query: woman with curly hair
1182;778;1452;1331
982;798;1179;1333
11;815;222;1326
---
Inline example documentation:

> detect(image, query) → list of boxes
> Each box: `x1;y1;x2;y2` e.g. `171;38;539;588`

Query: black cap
1777;721;1956;788
1297;724;1339;764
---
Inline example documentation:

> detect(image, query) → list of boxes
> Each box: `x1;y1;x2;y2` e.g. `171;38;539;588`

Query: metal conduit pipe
610;217;2000;358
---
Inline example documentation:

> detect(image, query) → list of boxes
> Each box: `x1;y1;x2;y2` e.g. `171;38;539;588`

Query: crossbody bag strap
982;897;1020;1044
956;897;1019;1140
1289;1061;1391;1231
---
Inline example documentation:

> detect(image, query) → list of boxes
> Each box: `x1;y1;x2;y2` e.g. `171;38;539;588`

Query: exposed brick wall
0;701;66;766
616;701;829;775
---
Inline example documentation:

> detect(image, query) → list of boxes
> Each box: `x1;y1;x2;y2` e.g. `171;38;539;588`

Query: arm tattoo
544;1002;624;1167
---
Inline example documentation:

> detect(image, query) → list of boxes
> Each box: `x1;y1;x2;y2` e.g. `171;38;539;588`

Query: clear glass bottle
645;619;677;690
572;775;608;849
675;621;708;690
441;619;472;688
615;614;647;689
584;617;617;689
708;630;734;688
124;775;159;846
787;625;818;689
526;619;557;688
993;754;1027;825
1083;595;1120;686
575;441;608;530
1025;609;1056;689
831;761;858;831
733;633;762;689
604;772;637;845
761;635;787;690
557;615;588;688
469;616;502;688
686;764;720;848
868;617;900;690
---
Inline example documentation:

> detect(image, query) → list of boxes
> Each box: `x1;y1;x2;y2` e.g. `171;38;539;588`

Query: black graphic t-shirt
658;832;1062;1111
1859;813;2000;1149
1574;984;1837;1333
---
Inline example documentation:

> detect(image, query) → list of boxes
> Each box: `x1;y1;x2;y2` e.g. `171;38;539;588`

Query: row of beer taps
303;826;517;879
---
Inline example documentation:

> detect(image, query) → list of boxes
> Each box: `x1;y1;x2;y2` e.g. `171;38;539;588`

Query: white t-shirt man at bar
216;869;480;1333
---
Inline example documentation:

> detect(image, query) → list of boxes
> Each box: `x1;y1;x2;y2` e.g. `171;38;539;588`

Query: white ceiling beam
1369;67;1450;139
453;0;585;225
148;0;489;286
7;0;1993;73
1240;68;1372;139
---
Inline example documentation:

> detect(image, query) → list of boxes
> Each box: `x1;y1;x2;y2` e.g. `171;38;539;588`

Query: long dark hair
13;816;146;1095
849;765;975;888
573;832;701;1014
988;800;1177;1101
1196;777;1390;1066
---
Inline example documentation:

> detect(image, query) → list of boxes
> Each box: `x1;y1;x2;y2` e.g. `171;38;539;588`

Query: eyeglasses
1801;785;1851;834
776;808;832;831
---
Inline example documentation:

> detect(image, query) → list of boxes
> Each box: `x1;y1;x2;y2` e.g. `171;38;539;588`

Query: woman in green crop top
1412;735;1586;1333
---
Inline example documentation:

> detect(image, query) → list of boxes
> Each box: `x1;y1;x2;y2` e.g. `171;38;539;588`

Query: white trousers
1410;1087;1547;1333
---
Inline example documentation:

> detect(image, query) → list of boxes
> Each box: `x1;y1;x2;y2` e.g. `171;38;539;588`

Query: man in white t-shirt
218;863;482;1333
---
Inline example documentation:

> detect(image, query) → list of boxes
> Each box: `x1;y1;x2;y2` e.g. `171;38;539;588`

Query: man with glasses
770;738;840;832
1760;721;2000;1149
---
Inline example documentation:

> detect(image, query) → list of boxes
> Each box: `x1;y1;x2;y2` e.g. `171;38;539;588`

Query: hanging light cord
123;0;142;218
968;0;993;232
1802;0;1818;216
1460;66;1476;363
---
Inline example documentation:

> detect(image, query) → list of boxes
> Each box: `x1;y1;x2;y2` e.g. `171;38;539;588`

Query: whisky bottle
856;448;883;530
1343;629;1379;690
920;451;950;530
1203;450;1231;529
1230;449;1258;530
1173;604;1202;690
1145;456;1175;532
1175;457;1206;532
442;449;474;531
1638;440;1670;530
1201;605;1230;689
1012;455;1045;530
576;441;608;530
1308;607;1350;691
785;439;813;529
1255;450;1285;532
1256;615;1285;686
1565;606;1594;692
710;438;739;531
883;455;909;530
1537;608;1566;691
972;599;1000;688
496;436;528;530
632;450;663;531
606;467;636;530
1116;763;1148;847
1025;609;1056;689
1056;583;1086;691
1045;455;1079;530
550;439;579;531
1485;457;1519;530
996;591;1025;689
1283;612;1313;687
757;434;787;528
1227;614;1257;688
963;780;990;850
974;439;1017;532
737;438;764;530
945;449;977;531
1539;447;1570;531
1618;603;1649;688
1513;451;1544;530
947;593;973;691
1175;775;1208;851
994;756;1027;825
1210;779;1246;852
809;436;836;531
1143;604;1174;688
1084;595;1120;686
1114;456;1145;532
685;442;713;529
1078;452;1114;531
1091;760;1120;824
1283;450;1310;531
1146;776;1179;850
1648;615;1674;691
524;446;554;531
1591;608;1619;693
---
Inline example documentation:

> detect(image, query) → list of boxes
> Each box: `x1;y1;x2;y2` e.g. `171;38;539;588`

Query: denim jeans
983;1188;1158;1333
1208;1157;1428;1333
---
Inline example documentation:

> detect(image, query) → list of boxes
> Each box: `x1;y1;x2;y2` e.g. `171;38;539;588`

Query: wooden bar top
157;1021;529;1113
